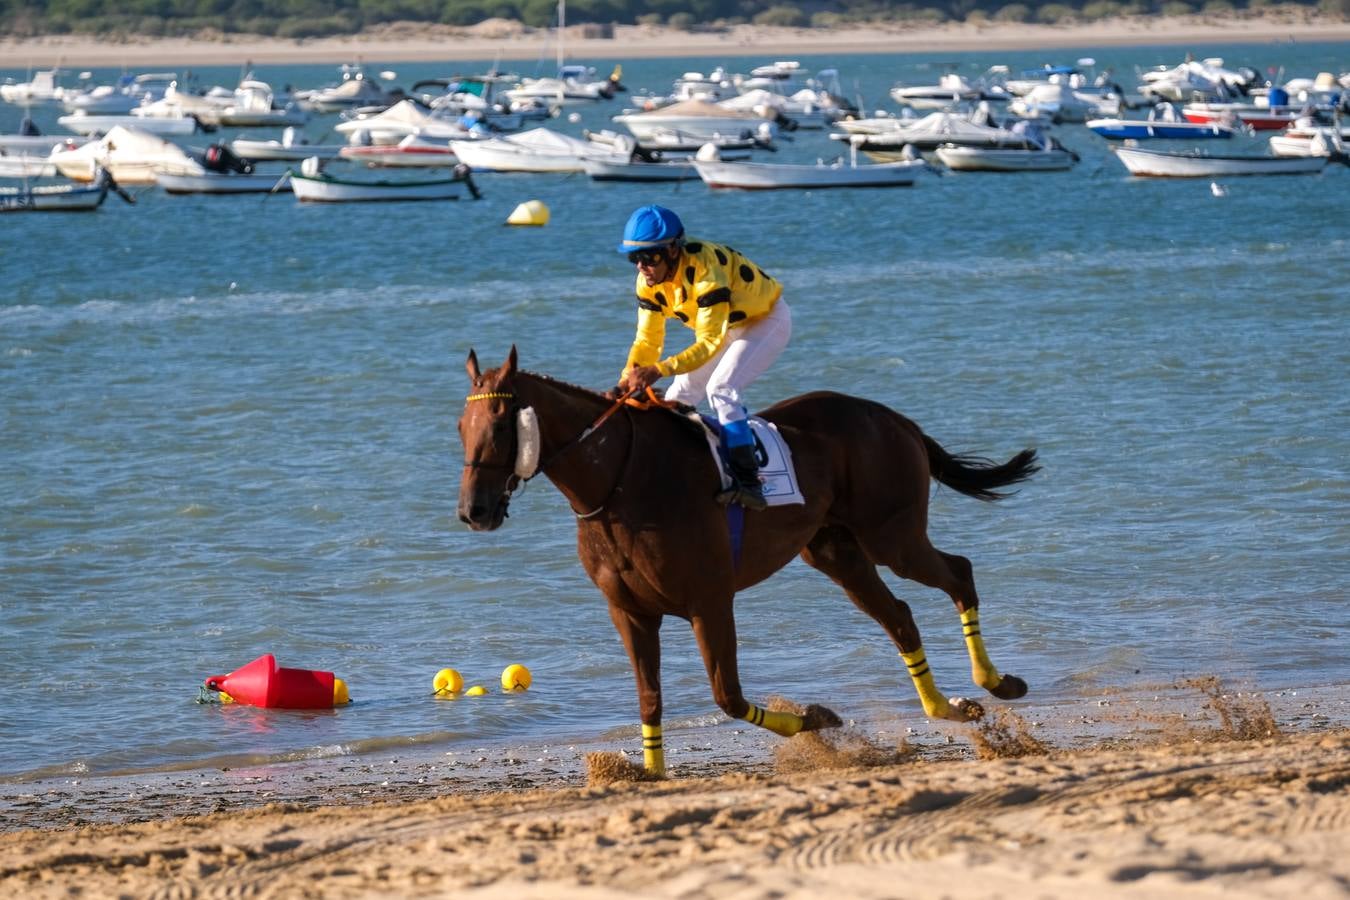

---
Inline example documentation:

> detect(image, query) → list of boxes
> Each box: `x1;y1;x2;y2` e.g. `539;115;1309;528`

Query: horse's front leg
690;597;841;739
606;602;667;776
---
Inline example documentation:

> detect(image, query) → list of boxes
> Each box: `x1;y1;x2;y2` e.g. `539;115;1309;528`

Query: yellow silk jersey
623;238;782;377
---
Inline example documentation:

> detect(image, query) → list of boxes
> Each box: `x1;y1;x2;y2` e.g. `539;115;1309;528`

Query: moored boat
0;169;133;212
156;171;292;194
691;155;925;190
288;159;480;202
935;143;1078;171
1110;144;1329;177
580;156;698;182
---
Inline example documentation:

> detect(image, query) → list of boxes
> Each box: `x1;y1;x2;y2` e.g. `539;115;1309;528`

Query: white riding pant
664;298;791;425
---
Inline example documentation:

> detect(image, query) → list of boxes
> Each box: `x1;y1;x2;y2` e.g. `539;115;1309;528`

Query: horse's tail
921;434;1040;502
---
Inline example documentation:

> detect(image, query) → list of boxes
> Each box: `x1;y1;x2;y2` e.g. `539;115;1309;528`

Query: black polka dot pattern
739;264;755;282
729;311;747;323
675;312;689;322
655;290;666;306
685;241;703;253
714;249;728;265
685;266;696;284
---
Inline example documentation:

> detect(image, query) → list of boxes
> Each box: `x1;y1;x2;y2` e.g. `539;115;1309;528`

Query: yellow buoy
501;664;532;692
506;200;549;227
433;668;464;695
465;685;488;696
333;678;350;705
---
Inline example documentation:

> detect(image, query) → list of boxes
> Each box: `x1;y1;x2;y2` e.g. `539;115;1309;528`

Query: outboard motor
202;143;254;175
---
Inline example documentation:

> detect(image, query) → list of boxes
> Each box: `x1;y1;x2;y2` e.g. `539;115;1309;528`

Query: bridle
462;387;638;519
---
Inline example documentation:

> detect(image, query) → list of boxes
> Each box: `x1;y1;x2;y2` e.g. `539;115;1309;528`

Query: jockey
616;204;791;511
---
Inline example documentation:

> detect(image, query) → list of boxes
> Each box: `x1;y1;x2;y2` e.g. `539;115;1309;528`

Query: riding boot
717;443;769;511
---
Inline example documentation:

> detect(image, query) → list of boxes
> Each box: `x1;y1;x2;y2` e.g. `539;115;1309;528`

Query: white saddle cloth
693;414;806;507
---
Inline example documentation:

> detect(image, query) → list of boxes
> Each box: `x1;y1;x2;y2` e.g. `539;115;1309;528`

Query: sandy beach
2;16;1349;67
2;681;1347;898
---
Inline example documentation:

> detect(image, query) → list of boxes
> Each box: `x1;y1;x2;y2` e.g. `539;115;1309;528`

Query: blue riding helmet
618;205;684;254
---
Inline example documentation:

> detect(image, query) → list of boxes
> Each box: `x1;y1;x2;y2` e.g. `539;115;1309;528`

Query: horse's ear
466;348;480;382
505;344;518;376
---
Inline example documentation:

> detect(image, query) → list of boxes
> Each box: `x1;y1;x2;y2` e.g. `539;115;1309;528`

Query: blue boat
1087;118;1236;140
1088;102;1235;140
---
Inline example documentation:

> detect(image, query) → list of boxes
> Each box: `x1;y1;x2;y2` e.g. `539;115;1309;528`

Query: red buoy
204;653;339;709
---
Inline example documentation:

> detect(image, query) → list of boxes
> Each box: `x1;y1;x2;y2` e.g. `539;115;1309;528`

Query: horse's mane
520;370;706;436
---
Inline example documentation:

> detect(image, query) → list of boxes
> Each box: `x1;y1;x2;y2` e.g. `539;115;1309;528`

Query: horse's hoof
802;704;843;731
949;697;985;722
991;674;1028;701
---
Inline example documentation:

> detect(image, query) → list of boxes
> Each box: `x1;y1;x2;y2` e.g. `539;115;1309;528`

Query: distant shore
2;15;1348;68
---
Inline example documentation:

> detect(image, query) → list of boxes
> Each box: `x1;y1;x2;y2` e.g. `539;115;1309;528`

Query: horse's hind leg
801;526;983;722
688;593;842;739
883;539;1028;703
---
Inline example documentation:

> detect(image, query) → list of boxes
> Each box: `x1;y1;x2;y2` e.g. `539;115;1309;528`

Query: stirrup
716;484;768;511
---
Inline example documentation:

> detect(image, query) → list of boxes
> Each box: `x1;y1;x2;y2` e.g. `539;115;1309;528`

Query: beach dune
2;16;1349;67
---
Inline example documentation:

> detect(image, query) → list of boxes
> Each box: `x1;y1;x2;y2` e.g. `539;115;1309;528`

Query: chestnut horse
458;347;1039;775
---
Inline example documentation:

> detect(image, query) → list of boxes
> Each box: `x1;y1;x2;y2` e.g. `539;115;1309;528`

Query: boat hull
692;158;922;189
0;181;108;212
229;140;345;162
1086;118;1234;140
157;172;292;194
935;145;1077;171
1111;145;1328;177
290;172;467;202
580;157;698;181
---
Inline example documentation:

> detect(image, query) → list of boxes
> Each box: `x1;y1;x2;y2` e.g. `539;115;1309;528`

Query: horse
458;347;1040;776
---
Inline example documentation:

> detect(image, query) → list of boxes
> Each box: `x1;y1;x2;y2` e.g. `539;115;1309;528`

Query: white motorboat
1110;144;1329;177
834;110;1030;157
0;155;58;178
230;128;346;162
294;65;401;114
339;135;459;168
49;125;199;184
288;158;480;202
61;72;178;115
718;88;842;130
580;156;698;182
1269;122;1350;158
612;99;777;144
504;64;621;106
0;169;132;212
935;143;1078;172
156;171;292;194
890;72;995;109
1137;57;1258;103
0;119;87;155
58;110;200;137
412;73;540;129
1008;82;1121;123
449;127;628;173
335;99;471;144
691;150;925;190
1;68;68;105
216;80;307;128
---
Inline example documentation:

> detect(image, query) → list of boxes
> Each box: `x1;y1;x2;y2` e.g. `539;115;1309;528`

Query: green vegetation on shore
0;0;1345;40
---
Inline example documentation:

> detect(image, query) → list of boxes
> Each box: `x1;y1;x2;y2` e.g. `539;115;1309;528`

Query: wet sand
2;679;1347;898
2;16;1348;67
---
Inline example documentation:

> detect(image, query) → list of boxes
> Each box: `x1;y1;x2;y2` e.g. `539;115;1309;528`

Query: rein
464;386;668;519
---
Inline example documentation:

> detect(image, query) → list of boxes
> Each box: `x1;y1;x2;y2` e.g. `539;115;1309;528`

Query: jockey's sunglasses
627;248;667;266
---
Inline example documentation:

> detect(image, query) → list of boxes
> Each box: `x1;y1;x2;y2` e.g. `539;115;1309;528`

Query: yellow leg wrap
901;647;954;719
642;723;665;776
742;704;803;737
960;608;1003;691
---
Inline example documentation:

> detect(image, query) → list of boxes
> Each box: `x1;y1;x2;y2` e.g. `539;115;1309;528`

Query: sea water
2;42;1347;780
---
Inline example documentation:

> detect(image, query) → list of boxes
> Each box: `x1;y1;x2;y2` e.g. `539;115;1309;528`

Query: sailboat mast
557;0;566;71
